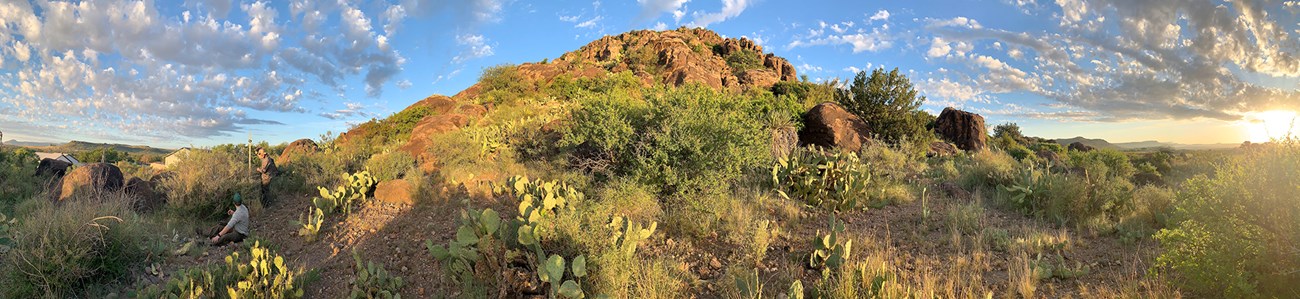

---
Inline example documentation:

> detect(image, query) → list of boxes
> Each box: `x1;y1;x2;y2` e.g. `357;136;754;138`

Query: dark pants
200;225;246;246
260;176;273;206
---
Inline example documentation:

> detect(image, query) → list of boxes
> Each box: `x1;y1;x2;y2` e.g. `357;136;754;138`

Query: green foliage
541;254;592;299
314;170;378;216
607;216;657;257
834;68;931;145
945;200;985;235
772;149;872;211
426;208;503;297
137;242;305;298
562;85;769;195
295;207;325;243
478;64;534;104
1156;142;1300;297
1029;254;1091;280
225;242;304;298
364;151;415;182
719;47;764;77
350;249;404;299
2;199;150;298
0;147;39;208
957;149;1018;190
73;147;131;164
808;217;852;271
159;148;263;220
993;123;1024;142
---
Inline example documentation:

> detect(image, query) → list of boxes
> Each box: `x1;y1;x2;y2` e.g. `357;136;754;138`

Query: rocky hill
336;28;799;157
1053;137;1120;150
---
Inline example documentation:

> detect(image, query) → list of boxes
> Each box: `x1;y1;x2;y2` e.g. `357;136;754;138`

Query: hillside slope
336;27;799;154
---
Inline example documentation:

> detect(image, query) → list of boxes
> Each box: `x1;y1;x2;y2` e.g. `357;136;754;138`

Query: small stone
709;258;721;268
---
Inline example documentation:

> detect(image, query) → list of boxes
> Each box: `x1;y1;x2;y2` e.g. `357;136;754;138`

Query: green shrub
365;151;415;182
1117;185;1175;242
160;148;263;220
0;147;39;209
834;68;931;145
946;200;985;235
1155;142;1300;297
563;85;770;195
958;150;1018;190
1068;149;1137;180
3;197;150;298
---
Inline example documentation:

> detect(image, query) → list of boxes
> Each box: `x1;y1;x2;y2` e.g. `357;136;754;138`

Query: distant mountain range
18;140;174;156
3;140;57;147
1052;137;1238;150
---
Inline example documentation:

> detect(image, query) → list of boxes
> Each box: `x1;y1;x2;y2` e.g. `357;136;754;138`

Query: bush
1155;142;1300;297
0;147;40;209
3;197;151;298
958;150;1018;190
563;85;770;195
160;148;263;220
364;151;415;182
834;68;931;145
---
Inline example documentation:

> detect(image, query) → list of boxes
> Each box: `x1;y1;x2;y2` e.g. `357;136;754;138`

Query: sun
1245;110;1299;143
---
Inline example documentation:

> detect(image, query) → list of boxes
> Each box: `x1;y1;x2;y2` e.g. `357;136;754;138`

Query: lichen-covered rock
935;107;988;152
124;177;164;213
58;163;124;201
799;102;873;152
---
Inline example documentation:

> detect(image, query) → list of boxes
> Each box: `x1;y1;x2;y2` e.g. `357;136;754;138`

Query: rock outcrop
1068;142;1095;152
124;177;164;213
36;158;72;177
1036;150;1062;166
799;102;873;152
279;139;319;162
927;141;959;158
374;180;415;206
935;107;987;152
395;95;489;174
58;163;125;201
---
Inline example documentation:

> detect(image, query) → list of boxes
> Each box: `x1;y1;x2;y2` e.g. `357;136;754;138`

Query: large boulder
935;107;987;151
58;163;125;201
124;177;164;213
36;158;72;178
1068;142;1095;152
798;102;873;152
1036;150;1063;166
373;180;416;206
278;139;319;162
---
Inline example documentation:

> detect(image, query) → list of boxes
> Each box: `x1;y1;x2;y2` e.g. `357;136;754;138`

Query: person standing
256;147;278;205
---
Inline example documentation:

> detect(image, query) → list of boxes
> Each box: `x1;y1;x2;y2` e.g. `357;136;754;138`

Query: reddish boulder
58;163;125;201
374;180;416;206
278;139;319;163
798;102;873;152
935;107;988;152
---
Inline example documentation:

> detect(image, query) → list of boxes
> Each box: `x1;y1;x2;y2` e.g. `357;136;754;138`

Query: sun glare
1245;110;1299;143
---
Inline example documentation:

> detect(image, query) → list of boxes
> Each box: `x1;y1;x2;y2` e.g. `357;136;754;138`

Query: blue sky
1;0;1299;148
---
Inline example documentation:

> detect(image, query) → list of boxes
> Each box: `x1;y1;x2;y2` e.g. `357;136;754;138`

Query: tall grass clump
2;197;151;298
957;150;1018;190
159;148;263;220
1155;141;1300;297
